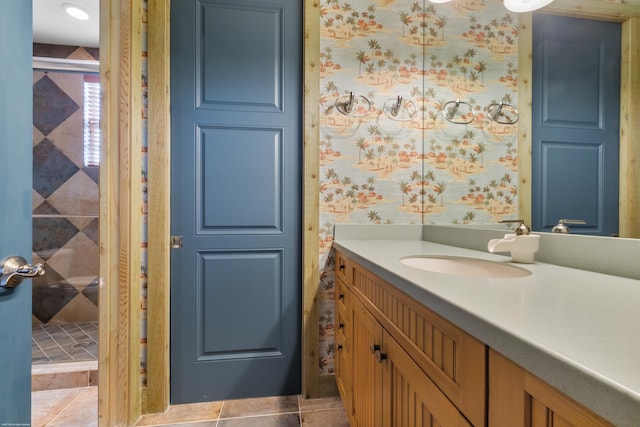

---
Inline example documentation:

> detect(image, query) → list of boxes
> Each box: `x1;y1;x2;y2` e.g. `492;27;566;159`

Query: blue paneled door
170;0;302;403
0;1;34;424
532;14;620;235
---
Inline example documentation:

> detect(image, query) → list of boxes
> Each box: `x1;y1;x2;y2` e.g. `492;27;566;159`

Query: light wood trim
517;13;533;228
99;0;143;425
145;0;171;413
518;2;640;237
620;18;640;238
302;0;322;399
544;0;640;21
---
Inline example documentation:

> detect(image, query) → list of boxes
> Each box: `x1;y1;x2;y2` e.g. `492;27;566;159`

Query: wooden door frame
517;0;640;238
99;0;143;425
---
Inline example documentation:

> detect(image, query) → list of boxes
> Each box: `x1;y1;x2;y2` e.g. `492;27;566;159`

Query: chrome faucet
552;219;586;233
499;219;531;235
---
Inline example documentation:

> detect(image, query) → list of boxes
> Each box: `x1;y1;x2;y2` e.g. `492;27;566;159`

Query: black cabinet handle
375;351;387;363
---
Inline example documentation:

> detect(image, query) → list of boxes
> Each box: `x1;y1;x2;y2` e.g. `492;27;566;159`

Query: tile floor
32;322;98;364
32;388;349;427
31;324;348;426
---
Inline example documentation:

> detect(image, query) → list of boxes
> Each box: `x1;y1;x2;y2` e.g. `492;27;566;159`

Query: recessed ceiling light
503;0;554;12
62;3;90;20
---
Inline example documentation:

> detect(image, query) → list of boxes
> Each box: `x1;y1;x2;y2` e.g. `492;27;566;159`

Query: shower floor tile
32;322;98;365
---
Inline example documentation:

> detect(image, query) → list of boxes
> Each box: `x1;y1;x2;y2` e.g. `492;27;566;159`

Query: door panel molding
197;1;284;112
197;125;284;233
539;140;604;232
518;0;640;237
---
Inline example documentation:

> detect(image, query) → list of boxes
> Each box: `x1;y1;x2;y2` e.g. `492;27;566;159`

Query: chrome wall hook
442;99;476;124
335;92;372;117
383;96;417;121
487;101;519;124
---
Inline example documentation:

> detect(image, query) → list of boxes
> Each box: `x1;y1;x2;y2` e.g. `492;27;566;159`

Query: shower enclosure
31;47;100;368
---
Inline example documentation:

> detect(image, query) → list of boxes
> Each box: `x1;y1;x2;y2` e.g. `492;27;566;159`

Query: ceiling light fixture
503;0;554;13
62;3;90;20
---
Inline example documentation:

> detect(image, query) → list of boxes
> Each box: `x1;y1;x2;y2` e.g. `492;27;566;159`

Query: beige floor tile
146;422;218;427
218;413;301;427
300;408;350;427
32;387;87;427
136;400;223;426
298;395;343;412
220;395;299;419
45;386;98;427
32;370;89;391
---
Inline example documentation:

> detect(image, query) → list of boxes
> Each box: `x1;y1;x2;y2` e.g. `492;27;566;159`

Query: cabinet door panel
352;297;383;427
383;330;472;427
489;349;614;427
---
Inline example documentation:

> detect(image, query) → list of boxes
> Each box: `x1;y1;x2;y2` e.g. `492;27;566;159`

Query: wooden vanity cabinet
335;250;485;426
489;349;614;427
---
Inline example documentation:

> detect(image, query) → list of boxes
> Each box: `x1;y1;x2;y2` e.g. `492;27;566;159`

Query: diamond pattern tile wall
33;138;80;198
33;75;79;136
32;47;100;325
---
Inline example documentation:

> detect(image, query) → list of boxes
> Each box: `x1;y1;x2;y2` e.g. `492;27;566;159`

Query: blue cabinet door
170;0;302;403
0;1;33;424
532;14;620;236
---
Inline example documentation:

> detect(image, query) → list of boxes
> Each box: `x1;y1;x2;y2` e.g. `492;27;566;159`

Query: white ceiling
33;0;100;48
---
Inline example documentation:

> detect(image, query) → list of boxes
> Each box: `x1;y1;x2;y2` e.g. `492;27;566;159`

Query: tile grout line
214;400;224;427
32;333;52;364
42;324;75;361
42;387;92;426
65;323;98;359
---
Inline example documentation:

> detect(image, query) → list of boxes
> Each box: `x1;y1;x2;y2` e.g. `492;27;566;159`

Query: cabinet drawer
335;277;350;318
335;250;351;284
336;305;349;350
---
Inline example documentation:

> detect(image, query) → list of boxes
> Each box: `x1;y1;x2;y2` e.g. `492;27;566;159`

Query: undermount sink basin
400;256;531;278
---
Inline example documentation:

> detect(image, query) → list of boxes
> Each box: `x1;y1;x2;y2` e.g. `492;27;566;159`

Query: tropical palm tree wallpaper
316;0;640;377
318;0;523;374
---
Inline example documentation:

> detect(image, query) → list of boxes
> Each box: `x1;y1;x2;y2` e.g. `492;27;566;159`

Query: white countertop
333;232;640;426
